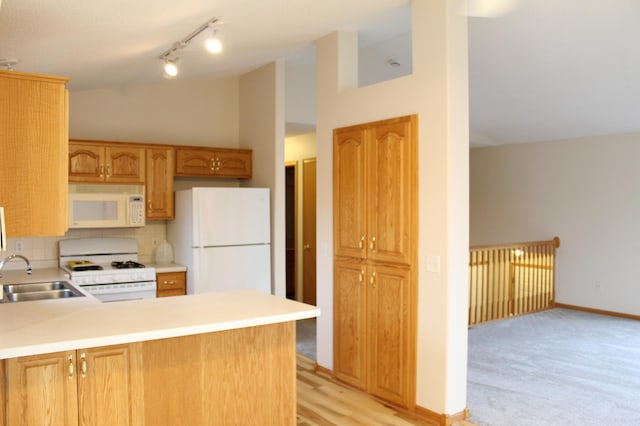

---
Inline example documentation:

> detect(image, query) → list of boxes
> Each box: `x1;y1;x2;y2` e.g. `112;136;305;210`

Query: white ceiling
469;0;640;146
1;0;639;146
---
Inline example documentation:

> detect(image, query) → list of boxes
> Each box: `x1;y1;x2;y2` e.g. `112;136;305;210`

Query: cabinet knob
303;244;311;250
99;165;105;177
370;237;376;251
370;271;376;287
359;236;365;249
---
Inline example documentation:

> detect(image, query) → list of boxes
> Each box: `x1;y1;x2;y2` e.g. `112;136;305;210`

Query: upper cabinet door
367;116;416;265
175;147;252;179
69;143;105;183
105;146;145;184
175;148;216;176
145;147;175;220
69;142;145;184
212;149;252;178
333;126;368;260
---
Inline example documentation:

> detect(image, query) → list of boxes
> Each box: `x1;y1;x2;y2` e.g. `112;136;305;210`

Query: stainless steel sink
2;280;85;303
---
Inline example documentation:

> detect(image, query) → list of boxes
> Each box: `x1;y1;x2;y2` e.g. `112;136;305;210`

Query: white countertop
148;263;187;273
0;290;319;359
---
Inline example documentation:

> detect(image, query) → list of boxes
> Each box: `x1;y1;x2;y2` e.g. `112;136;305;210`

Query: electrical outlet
15;240;24;253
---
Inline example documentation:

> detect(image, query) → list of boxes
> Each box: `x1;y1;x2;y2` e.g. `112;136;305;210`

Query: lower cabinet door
6;351;79;426
5;344;144;426
77;344;144;426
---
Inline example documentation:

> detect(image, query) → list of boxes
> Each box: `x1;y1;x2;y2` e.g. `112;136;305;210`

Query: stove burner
111;261;146;269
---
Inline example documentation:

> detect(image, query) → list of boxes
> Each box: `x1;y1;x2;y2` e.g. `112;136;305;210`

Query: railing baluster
469;237;560;326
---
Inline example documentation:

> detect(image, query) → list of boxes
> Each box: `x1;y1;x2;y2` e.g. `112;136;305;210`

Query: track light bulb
205;30;222;54
163;59;179;78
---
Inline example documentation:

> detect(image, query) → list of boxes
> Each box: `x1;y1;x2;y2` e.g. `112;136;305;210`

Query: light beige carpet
466;308;640;425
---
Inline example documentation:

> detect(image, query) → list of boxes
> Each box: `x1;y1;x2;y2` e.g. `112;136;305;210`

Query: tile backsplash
3;222;167;268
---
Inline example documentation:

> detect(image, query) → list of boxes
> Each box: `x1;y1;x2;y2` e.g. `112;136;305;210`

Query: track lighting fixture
163;58;179;78
158;17;222;78
205;29;222;54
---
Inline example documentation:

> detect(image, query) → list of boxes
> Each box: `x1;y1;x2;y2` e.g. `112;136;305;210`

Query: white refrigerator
167;187;272;295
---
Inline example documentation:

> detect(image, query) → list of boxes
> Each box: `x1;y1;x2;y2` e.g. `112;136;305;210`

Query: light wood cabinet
175;147;252;179
333;115;417;409
145;147;175;220
69;141;145;184
0;70;69;237
156;271;186;297
334;117;414;265
4;344;143;426
5;351;78;425
333;258;367;389
2;322;296;425
141;322;295;425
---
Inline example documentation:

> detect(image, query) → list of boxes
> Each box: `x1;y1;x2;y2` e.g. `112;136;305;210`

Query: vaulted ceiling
1;0;638;146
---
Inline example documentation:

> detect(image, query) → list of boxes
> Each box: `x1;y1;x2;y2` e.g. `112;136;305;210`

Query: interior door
302;158;317;305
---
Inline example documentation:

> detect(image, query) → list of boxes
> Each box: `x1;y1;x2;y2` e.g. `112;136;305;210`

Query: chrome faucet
0;254;32;278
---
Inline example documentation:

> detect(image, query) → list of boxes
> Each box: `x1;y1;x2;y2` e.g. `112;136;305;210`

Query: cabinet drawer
156;272;186;297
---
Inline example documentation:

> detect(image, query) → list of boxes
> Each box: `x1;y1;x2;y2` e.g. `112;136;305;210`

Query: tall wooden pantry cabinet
333;115;418;409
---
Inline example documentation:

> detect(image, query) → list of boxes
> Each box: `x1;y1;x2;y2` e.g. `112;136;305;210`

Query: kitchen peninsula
0;290;319;425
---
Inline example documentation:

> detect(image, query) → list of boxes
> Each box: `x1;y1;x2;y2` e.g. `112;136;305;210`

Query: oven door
97;289;156;303
79;281;157;302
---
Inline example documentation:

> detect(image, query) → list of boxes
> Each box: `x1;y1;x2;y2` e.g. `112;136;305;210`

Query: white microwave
68;184;145;229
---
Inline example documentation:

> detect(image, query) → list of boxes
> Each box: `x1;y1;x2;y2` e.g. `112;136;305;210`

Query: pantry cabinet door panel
333;127;367;259
367;116;415;265
368;263;414;407
333;259;368;390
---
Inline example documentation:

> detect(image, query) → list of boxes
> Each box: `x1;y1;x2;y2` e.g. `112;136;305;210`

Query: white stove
59;238;157;302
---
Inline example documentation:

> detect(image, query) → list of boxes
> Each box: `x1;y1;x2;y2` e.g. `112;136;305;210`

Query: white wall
315;0;469;415
285;62;316;129
470;132;640;316
70;76;239;146
239;62;287;298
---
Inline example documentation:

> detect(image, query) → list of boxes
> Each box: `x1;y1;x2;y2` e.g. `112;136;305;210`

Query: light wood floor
296;354;476;426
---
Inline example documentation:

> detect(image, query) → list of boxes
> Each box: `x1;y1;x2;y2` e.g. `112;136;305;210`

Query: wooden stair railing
469;237;560;326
